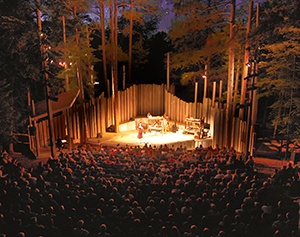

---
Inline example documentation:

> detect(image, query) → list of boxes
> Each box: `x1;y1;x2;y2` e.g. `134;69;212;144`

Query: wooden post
239;0;253;153
250;2;260;156
123;65;126;90
194;80;198;118
31;100;40;157
203;64;208;122
66;108;73;151
37;3;56;157
167;52;170;91
226;0;236;149
62;15;69;91
212;81;216;108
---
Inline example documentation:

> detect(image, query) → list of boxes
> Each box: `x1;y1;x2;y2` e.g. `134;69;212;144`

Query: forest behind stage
0;0;300;149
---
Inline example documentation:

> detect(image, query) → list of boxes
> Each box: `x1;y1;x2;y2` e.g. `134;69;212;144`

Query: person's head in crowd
1;144;299;237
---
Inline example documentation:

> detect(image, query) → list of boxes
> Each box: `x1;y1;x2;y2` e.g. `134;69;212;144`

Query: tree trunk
73;5;89;144
99;0;109;97
128;0;134;85
240;0;253;119
62;15;70;91
239;1;253;153
110;0;119;132
226;0;235;149
285;55;296;159
37;3;56;157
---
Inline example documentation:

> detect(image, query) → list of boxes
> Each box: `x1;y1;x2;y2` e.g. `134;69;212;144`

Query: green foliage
118;0;161;80
257;0;300;140
0;0;39;146
169;0;233;87
55;29;99;95
41;0;100;99
0;80;19;146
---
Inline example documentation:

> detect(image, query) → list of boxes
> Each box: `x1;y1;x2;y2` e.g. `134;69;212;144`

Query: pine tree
256;0;300;145
258;27;300;140
0;80;21;149
0;0;39;148
169;0;231;94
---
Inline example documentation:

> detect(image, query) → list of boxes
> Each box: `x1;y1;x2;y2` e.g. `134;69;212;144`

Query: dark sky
158;0;175;31
158;0;266;32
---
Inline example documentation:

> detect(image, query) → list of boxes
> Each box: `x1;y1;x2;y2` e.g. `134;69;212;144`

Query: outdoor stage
87;128;212;149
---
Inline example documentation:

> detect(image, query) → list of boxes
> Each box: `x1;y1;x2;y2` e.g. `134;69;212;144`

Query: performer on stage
162;113;169;134
137;122;144;139
161;118;167;134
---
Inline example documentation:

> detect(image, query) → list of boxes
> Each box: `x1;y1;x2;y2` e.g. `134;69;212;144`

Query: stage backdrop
31;84;247;154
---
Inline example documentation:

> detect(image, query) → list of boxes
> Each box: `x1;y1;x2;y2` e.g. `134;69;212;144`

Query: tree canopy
255;0;300;142
1;0;300;147
0;0;40;148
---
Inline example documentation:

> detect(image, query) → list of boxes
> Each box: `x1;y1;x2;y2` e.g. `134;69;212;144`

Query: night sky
158;0;175;32
158;0;266;32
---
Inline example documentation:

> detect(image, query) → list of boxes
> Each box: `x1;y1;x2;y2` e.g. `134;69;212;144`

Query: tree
98;0;109;96
258;27;300;139
138;31;172;84
255;0;300;151
121;0;161;84
220;0;235;149
0;80;20;150
169;0;230;98
42;0;98;96
0;0;40;149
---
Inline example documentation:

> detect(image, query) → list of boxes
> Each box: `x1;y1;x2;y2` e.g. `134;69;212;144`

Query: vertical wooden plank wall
36;84;244;152
100;96;107;134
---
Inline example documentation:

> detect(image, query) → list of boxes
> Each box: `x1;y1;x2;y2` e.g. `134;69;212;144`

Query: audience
0;144;299;237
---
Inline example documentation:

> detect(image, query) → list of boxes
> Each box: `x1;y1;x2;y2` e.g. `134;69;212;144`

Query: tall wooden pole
219;79;223;108
226;0;235;149
37;3;56;157
234;59;240;104
167;52;170;92
61;15;72;150
194;79;199;118
110;0;119;132
203;64;208;122
28;89;39;157
62;15;69;91
73;5;89;144
123;65;126;90
249;3;260;156
212;81;216;108
99;0;109;97
239;0;253;153
128;0;134;84
240;1;253;116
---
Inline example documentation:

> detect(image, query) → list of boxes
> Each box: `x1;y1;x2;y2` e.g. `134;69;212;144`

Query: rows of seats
0;144;299;237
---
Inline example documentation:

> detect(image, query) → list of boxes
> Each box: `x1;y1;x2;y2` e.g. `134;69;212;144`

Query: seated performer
137;122;144;139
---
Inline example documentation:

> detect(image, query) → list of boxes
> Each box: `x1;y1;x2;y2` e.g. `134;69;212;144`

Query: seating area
0;144;299;237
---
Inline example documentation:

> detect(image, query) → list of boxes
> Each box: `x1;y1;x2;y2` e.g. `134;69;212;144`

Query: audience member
0;143;298;237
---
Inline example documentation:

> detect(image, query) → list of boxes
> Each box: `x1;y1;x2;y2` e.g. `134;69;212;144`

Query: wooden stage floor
87;130;212;149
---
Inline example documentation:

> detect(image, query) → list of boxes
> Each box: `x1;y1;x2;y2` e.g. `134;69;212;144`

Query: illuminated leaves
257;0;300;139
